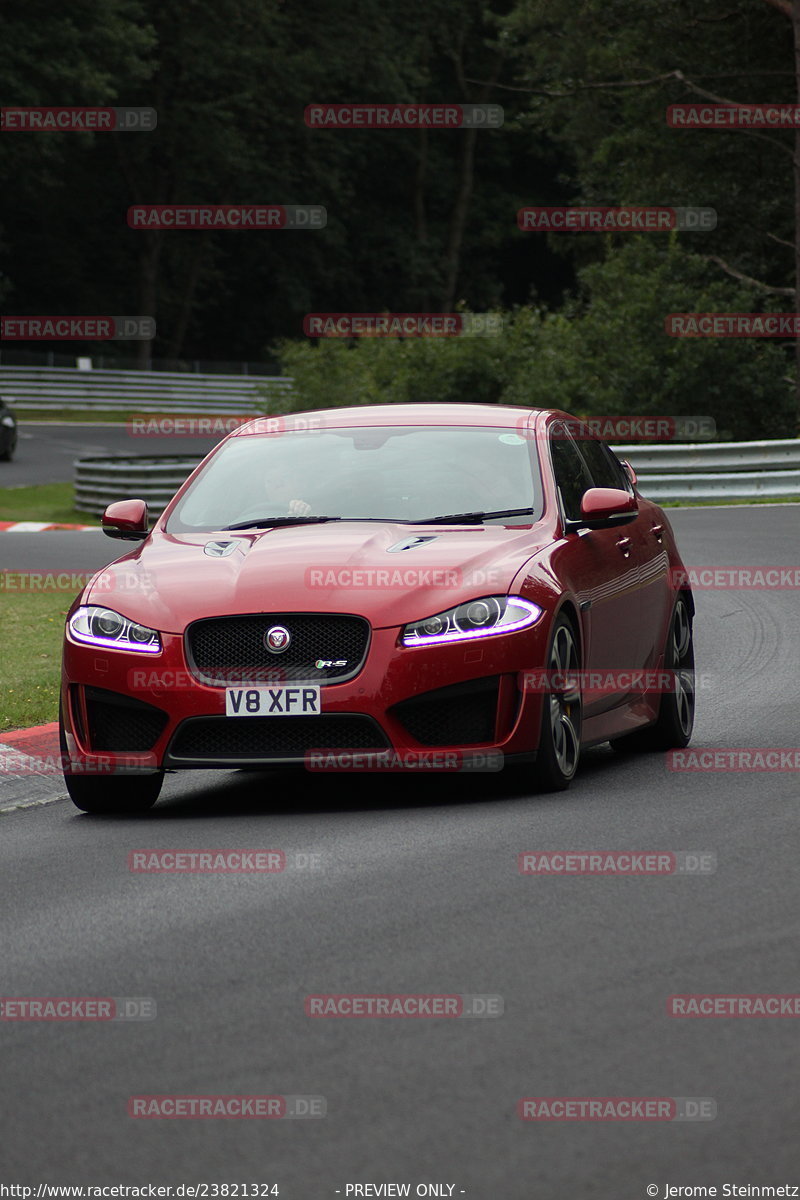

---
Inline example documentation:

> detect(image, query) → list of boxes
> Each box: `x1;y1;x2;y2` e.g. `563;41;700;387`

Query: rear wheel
59;703;163;813
530;614;582;792
610;594;695;754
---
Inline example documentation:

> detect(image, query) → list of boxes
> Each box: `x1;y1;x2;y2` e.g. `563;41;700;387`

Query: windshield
166;425;542;533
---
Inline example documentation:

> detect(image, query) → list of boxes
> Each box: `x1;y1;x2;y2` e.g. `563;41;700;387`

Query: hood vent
203;539;244;558
386;535;438;554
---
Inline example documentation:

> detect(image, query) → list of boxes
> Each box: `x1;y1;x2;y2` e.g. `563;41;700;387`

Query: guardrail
615;437;800;502
74;457;202;514
73;438;800;516
0;365;292;412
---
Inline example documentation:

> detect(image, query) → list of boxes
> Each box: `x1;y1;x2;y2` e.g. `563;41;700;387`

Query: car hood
86;521;552;633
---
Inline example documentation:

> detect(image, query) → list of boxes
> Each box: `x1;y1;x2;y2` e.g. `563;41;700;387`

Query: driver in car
263;464;313;516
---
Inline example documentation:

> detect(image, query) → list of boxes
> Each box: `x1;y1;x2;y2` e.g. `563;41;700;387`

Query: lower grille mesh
84;687;168;752
168;715;390;762
390;677;500;746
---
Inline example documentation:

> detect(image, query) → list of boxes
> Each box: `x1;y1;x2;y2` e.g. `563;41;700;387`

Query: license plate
225;685;321;717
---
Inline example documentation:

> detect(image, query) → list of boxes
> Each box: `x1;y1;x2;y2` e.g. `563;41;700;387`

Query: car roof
232;402;547;437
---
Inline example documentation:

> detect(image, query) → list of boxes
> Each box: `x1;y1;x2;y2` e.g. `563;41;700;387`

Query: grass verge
15;408;261;424
662;495;800;507
0;481;100;525
0;592;69;731
15;409;136;423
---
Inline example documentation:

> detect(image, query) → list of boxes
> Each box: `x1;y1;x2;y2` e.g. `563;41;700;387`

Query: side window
577;436;631;492
550;428;594;522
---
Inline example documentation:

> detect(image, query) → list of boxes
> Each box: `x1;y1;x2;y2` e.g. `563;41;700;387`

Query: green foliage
268;310;539;411
2;0;798;435
513;240;795;439
268;242;795;440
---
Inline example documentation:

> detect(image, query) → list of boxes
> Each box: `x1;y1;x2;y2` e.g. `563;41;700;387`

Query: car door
548;422;643;716
576;433;672;670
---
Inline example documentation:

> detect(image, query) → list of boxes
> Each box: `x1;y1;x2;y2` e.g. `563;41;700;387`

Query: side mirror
102;499;149;540
621;459;638;486
565;487;638;532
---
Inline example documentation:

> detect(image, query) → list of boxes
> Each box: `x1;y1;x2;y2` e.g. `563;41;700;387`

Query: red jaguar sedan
59;404;695;813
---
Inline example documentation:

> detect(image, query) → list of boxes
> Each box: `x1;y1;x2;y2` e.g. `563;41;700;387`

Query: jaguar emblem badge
264;625;291;653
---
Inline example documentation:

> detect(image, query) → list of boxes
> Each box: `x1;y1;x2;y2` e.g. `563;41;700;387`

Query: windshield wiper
412;507;535;525
223;515;342;530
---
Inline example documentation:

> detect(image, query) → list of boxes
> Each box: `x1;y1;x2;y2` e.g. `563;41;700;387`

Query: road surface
1;505;798;1195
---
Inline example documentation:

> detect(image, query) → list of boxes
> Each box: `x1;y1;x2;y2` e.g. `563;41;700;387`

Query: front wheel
530;614;583;792
59;706;163;813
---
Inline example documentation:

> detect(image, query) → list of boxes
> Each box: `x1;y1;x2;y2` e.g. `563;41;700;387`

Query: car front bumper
60;618;551;775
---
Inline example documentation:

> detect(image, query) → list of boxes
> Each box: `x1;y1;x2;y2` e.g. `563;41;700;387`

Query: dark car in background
0;399;18;461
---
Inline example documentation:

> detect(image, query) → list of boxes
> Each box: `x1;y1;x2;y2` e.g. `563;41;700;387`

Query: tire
610;593;695;754
59;703;163;813
0;435;16;462
530;613;583;792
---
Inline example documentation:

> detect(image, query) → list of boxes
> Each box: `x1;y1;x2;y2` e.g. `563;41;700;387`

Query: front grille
390;676;500;746
84;686;168;752
167;714;390;763
186;613;370;686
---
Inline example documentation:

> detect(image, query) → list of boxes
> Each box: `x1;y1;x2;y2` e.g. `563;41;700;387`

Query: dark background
1;0;797;436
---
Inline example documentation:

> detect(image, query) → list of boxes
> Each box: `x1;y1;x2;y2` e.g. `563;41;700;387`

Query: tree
495;0;799;428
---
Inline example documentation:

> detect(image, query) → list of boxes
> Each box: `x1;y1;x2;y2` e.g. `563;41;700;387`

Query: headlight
68;606;161;653
402;595;543;647
1;415;15;428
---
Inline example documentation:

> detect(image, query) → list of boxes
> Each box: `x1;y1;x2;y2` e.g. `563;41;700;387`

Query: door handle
616;536;632;557
651;524;664;541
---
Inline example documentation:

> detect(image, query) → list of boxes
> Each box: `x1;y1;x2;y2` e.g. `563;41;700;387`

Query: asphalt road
3;422;216;487
1;504;799;1195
